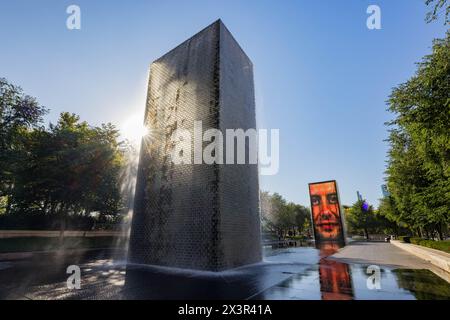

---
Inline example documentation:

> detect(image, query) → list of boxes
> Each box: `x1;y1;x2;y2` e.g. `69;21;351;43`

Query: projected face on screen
309;181;344;243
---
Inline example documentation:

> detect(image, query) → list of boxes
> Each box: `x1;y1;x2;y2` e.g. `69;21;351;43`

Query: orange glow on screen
309;181;344;242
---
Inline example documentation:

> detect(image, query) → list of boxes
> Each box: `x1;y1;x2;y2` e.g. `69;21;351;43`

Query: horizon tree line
0;78;131;232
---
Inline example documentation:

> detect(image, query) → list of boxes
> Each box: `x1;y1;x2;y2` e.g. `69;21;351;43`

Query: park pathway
329;241;449;283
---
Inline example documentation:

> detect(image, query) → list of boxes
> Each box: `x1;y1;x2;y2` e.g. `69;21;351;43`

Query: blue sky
0;0;447;207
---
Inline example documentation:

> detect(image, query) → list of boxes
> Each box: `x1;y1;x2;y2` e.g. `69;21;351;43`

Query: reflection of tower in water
318;242;354;300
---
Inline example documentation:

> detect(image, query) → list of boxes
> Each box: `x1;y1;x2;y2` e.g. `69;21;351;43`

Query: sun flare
120;113;149;145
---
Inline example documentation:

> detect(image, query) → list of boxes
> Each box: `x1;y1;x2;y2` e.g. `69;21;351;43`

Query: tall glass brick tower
128;20;261;271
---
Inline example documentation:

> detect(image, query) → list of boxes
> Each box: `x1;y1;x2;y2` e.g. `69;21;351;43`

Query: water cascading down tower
128;20;262;271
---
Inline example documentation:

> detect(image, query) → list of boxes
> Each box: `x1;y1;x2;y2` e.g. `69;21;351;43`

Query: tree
0;79;128;232
260;191;311;239
261;192;286;238
346;200;395;239
19;113;126;234
425;0;449;24
291;203;310;236
385;32;450;239
346;200;376;240
0;78;47;214
377;196;410;236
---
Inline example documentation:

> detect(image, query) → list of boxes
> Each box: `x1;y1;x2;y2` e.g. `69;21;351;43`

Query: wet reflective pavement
0;244;449;300
257;255;449;300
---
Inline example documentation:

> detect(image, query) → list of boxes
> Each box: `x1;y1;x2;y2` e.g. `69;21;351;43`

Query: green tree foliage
425;0;449;24
346;200;376;239
260;191;311;239
347;200;397;239
0;79;128;231
0;78;48;213
385;32;450;239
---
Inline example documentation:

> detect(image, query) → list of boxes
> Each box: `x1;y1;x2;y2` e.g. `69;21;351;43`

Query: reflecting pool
0;246;449;300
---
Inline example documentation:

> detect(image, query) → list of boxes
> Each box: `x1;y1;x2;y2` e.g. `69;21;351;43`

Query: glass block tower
128;20;261;271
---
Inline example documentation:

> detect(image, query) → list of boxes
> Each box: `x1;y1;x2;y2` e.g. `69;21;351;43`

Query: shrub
398;236;411;243
0;236;125;253
408;237;450;254
0;212;124;230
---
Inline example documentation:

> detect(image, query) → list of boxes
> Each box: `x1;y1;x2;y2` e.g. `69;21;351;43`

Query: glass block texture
128;20;262;271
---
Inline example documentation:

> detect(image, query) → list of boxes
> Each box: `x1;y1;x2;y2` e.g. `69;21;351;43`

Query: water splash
116;142;140;255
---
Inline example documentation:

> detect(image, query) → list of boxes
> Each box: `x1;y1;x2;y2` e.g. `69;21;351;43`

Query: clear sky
0;0;447;207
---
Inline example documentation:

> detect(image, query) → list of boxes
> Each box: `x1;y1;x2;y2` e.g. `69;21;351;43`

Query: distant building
381;184;390;197
357;191;363;201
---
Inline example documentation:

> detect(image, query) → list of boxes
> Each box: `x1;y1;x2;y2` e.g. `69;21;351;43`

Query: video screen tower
128;20;262;271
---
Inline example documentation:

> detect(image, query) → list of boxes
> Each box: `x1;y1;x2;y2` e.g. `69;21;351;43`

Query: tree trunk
419;227;425;238
5;195;12;215
4;183;14;215
436;224;443;241
416;228;422;238
364;228;369;240
59;205;67;246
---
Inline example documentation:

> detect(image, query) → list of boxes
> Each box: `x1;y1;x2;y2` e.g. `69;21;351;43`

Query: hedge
0;236;126;253
0;212;123;230
398;236;411;243
409;238;450;254
398;236;450;254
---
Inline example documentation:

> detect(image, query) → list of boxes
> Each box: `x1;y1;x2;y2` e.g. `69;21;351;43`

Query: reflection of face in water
309;182;342;240
318;243;354;300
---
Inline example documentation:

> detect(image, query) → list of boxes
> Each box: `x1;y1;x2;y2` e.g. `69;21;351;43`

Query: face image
309;181;342;241
318;242;353;300
319;258;353;300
